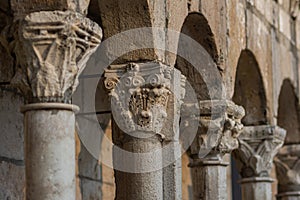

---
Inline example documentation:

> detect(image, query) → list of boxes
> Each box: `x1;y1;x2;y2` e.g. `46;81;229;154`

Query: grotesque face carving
129;86;170;131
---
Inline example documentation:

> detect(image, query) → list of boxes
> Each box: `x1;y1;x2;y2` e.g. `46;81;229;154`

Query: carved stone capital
184;100;245;161
233;125;286;178
274;144;300;194
12;11;102;103
104;62;186;135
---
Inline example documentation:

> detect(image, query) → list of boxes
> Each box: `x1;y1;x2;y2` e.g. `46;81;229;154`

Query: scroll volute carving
12;11;102;103
233;126;286;178
106;62;175;134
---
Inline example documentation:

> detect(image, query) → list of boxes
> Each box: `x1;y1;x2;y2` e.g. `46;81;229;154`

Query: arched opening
175;12;221;200
277;79;300;144
175;12;221;101
232;49;267;125
231;49;268;199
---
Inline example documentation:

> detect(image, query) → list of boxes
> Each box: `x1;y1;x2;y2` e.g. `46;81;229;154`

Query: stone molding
12;10;102;103
274;144;300;194
233;125;286;178
104;62;186;135
183;100;245;161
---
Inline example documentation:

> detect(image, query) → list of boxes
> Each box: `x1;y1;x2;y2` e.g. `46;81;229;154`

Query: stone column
12;11;102;199
274;144;300;200
104;62;185;200
233;125;286;200
182;100;245;200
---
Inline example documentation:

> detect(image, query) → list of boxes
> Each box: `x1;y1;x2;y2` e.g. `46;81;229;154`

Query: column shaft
190;161;228;200
113;136;163;200
240;178;273;200
23;104;78;200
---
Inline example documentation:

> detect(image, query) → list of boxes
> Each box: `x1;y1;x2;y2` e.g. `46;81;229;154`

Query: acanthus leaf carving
233;125;286;178
12;11;102;103
184;100;245;161
274;144;300;193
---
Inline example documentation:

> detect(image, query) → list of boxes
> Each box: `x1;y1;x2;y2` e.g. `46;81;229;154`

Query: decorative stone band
239;177;274;184
12;11;102;103
233;125;286;178
104;62;186;135
20;103;80;113
274;144;300;195
183;100;245;161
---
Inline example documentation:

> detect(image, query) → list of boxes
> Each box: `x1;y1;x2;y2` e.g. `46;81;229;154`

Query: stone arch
178;12;219;66
277;79;300;144
177;12;221;199
175;12;221;101
232;49;267;125
97;0;166;63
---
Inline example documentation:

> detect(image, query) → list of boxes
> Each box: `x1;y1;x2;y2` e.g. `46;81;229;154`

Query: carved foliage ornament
274;144;300;191
12;11;102;103
107;62;176;134
186;100;245;159
233;125;286;178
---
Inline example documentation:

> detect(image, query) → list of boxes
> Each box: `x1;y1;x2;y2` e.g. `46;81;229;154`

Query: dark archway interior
175;12;221;101
277;79;300;144
233;50;267;125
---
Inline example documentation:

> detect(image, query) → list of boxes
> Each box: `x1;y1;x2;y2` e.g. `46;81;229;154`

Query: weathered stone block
73;77;111;113
201;0;227;70
80;179;102;200
0;44;14;83
279;8;291;41
0;87;24;160
0;161;25;200
246;9;273;121
78;142;102;181
226;0;246;98
11;0;90;18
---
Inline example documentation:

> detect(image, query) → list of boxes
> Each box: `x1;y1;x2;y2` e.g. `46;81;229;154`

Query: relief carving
275;144;300;193
12;11;102;103
104;62;185;135
233;125;286;178
184;100;245;160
